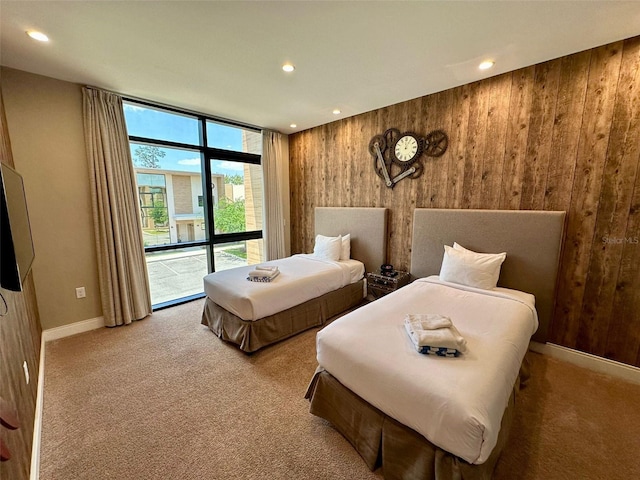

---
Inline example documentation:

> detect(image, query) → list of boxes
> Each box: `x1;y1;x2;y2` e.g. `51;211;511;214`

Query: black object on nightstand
366;271;411;299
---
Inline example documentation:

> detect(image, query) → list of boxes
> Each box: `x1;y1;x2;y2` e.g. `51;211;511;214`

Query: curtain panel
82;88;152;326
262;130;287;260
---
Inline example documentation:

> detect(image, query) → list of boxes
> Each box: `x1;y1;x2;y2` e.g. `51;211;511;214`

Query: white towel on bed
404;313;452;330
254;265;279;273
247;270;280;282
247;266;280;282
248;266;279;278
404;315;467;353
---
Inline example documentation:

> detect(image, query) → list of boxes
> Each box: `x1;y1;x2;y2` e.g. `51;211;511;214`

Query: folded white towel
254;265;279;273
404;317;467;353
247;270;280;282
248;268;279;278
404;313;452;330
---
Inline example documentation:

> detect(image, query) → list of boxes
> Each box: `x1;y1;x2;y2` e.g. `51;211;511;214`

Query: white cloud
178;158;201;165
218;161;244;171
123;103;145;113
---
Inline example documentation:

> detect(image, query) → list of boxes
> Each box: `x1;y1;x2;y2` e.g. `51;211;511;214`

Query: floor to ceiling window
123;100;263;308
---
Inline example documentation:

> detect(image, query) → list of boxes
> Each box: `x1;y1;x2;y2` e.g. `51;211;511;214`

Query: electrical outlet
75;286;86;299
23;361;29;385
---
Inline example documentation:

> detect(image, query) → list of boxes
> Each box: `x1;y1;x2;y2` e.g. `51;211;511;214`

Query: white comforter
316;276;538;464
203;254;364;321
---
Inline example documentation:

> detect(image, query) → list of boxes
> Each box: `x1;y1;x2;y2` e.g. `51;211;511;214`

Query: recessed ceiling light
26;30;49;42
290;124;297;128
282;64;295;73
479;60;495;70
332;109;341;115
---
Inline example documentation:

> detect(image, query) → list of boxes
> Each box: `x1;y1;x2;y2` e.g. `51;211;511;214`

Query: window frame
123;98;263;277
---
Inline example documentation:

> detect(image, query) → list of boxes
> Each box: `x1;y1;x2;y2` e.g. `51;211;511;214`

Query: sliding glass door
123;101;264;308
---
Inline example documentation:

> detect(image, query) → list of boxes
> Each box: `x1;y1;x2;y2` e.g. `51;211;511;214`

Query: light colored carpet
496;350;640;479
40;299;640;479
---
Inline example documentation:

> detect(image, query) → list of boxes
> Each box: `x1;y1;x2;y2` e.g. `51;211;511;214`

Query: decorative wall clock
369;128;448;188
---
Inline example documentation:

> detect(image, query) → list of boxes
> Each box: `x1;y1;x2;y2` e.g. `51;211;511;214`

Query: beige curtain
262;130;287;260
82;88;152;327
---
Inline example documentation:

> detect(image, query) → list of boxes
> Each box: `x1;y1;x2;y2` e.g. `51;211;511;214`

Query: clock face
394;135;419;163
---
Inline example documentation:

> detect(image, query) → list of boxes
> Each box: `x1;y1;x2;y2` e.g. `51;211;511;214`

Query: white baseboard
42;316;104;342
529;341;640;385
30;336;45;480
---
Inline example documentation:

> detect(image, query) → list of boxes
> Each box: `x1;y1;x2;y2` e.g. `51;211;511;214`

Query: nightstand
366;271;411;299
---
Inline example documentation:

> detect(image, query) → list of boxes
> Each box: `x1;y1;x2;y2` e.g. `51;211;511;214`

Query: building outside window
137;173;169;246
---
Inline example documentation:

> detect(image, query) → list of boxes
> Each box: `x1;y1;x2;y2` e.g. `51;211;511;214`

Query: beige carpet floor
40;299;640;479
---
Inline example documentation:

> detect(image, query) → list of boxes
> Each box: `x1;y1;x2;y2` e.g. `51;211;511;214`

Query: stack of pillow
312;233;350;261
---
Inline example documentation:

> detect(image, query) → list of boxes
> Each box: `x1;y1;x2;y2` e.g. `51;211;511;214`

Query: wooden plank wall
289;36;640;367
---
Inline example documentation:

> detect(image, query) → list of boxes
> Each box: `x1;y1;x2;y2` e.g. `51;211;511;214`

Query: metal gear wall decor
369;128;448;188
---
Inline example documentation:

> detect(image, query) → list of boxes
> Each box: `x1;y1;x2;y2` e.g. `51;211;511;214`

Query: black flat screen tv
1;163;35;291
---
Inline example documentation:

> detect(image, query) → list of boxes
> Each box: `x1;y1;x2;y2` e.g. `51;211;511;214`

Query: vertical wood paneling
289;35;640;367
464;80;490;208
447;85;471;208
288;133;301;253
547;50;591;348
368;109;384;207
469;81;488;209
616;172;640;365
600;37;640;365
581;40;638;357
501;67;535;210
567;42;623;354
627;173;640;365
398;98;422;267
481;74;512;209
543;51;591;212
430;89;454;209
388;99;413;270
520;60;561;210
417;95;435;209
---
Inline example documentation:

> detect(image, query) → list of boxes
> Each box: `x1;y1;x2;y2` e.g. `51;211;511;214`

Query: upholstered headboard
410;209;566;342
315;207;388;275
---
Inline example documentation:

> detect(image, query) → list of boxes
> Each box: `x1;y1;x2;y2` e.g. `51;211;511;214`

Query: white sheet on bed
203;254;364;321
316;275;538;465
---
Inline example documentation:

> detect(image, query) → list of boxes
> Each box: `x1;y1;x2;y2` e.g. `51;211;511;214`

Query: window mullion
124;98;265;307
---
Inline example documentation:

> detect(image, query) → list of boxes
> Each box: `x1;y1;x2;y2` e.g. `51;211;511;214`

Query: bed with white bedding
317;276;537;465
306;208;566;479
204;255;364;321
201;207;387;353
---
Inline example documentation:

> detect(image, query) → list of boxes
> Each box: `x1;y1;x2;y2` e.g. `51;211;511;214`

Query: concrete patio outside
146;245;246;305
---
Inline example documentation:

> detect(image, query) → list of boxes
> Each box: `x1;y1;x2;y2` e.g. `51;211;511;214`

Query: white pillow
439;244;506;290
340;233;351;261
313;234;342;261
452;242;468;252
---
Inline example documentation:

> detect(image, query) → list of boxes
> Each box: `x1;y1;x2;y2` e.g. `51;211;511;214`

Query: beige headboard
315;207;388;274
410;208;566;342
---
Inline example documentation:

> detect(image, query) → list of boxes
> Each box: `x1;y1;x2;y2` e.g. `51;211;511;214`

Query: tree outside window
214;197;246;233
133;145;165;168
150;201;168;227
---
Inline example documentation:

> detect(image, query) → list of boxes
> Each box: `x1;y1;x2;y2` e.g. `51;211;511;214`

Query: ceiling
1;1;639;133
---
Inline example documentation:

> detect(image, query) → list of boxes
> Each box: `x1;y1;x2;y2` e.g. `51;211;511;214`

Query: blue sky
123;103;246;175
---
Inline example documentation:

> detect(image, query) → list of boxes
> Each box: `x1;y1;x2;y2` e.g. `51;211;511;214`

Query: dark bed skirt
305;368;523;480
201;280;365;353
